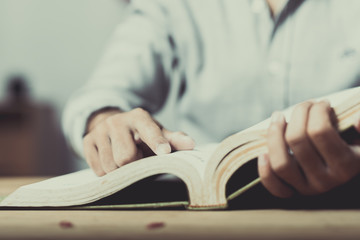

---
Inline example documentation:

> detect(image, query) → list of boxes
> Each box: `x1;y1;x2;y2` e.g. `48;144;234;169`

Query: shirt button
267;61;285;77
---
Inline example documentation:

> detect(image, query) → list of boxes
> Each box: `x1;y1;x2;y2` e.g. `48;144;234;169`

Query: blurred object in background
0;0;129;172
0;74;71;176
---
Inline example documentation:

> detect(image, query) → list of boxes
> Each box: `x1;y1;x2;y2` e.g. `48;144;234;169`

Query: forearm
62;1;176;158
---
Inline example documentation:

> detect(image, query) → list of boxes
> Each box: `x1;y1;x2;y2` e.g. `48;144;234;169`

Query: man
63;0;360;199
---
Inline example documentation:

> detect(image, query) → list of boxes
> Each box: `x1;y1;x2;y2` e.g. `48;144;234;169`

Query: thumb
162;129;196;151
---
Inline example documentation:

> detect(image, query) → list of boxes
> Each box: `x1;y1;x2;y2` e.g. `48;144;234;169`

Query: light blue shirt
63;0;360;158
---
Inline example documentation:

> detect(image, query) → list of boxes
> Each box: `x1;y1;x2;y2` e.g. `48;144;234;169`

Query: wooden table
1;177;360;240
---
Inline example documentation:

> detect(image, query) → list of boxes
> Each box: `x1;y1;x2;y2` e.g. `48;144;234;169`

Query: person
62;0;360;199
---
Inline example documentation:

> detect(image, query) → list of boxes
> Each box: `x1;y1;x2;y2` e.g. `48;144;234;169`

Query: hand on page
258;100;360;198
83;107;195;176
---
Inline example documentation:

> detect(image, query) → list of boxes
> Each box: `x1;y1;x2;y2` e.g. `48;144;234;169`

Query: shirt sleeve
62;0;176;158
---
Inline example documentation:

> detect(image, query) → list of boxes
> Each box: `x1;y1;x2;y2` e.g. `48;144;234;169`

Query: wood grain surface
1;177;360;240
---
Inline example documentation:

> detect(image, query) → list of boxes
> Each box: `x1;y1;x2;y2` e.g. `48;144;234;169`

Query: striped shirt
63;0;360;157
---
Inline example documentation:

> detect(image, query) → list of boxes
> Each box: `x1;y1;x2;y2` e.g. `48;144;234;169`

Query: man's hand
83;108;195;176
258;101;360;197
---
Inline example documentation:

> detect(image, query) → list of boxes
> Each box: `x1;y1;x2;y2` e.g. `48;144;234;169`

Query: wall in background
0;0;128;171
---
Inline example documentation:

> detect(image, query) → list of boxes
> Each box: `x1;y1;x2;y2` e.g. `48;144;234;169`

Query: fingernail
156;143;171;155
271;111;283;123
258;154;267;166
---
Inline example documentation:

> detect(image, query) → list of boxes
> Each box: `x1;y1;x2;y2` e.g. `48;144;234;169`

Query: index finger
307;101;357;175
129;109;171;155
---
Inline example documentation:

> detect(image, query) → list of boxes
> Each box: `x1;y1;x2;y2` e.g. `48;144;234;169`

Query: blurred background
0;0;128;175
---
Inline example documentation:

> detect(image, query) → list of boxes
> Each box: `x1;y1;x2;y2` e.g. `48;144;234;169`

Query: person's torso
161;0;360;143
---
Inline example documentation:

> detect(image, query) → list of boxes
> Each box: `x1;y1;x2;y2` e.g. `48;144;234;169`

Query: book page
203;86;360;191
168;143;218;179
15;169;99;191
0;143;220;207
15;144;217;191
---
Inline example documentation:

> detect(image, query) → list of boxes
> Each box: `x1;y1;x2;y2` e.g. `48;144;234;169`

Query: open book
1;87;360;210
